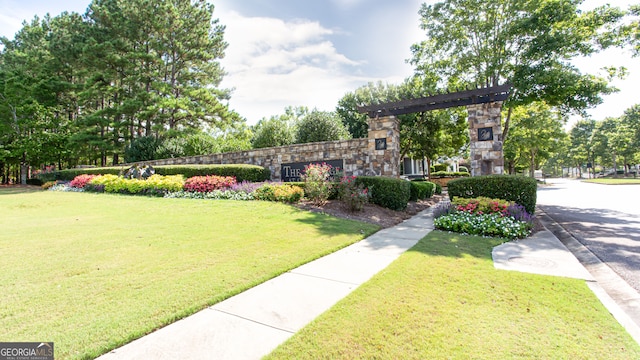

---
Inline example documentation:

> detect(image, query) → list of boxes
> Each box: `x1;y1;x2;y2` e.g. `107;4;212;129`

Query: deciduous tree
410;0;625;142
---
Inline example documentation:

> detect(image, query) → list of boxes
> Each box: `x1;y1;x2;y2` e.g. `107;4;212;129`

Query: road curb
537;208;640;345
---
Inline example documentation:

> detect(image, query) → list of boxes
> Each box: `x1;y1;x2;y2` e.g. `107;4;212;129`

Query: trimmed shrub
459;166;469;173
254;183;304;203
26;178;43;186
409;181;436;201
355;176;411;211
433;163;448;172
184;176;237;193
435;183;442;195
430;171;470;178
153;165;270;183
447;175;537;214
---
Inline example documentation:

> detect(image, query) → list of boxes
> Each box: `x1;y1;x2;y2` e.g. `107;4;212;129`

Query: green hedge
355;176;411;211
37;164;271;183
447;175;537;214
409;180;436;201
154;165;271;182
429;171;470;178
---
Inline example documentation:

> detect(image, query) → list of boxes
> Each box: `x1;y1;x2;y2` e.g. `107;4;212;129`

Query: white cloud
219;10;375;124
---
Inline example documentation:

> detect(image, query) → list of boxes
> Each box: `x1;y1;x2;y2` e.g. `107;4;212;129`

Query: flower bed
433;197;534;239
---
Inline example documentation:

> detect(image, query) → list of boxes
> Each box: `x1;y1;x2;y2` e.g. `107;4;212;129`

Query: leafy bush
295;110;351;144
184;175;236;193
432;163;448;172
337;176;370;212
44;165;271;183
229;181;263;194
254;183;304;203
459;166;469;173
430;171;470;178
355;176;411;211
448;175;537;214
302;163;333;206
410;181;436;201
70;174;100;189
434;212;532;239
42;181;57;190
435;183;442;195
506;203;534;225
451;196;512;215
251;117;296;149
88;174;184;196
165;190;254;201
124;136;160;163
49;183;83;192
432;201;455;219
26;178;43;186
154;165;271;183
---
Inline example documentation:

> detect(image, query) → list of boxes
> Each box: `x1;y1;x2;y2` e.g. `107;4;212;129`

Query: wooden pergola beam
357;83;512;117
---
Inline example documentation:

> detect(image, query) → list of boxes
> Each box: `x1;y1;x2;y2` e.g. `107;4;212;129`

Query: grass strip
0;189;378;359
266;231;640;359
583;178;640;185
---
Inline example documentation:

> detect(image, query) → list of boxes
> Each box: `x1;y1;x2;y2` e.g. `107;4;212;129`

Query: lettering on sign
281;160;344;182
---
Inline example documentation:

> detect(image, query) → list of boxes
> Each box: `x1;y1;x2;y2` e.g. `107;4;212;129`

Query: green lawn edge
583;179;640;185
266;231;640;359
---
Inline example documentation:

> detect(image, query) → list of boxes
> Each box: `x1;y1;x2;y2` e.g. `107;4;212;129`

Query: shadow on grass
291;206;380;238
0;185;42;195
406;230;504;260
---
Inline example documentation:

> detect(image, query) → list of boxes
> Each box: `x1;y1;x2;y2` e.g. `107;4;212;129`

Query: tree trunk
20;152;28;185
502;106;513;142
529;149;536;178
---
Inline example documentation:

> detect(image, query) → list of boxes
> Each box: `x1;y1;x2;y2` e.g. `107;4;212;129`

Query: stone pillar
467;102;504;176
367;115;400;177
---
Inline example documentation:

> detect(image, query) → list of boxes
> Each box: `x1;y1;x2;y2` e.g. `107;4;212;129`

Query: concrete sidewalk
98;210;436;360
98;208;639;359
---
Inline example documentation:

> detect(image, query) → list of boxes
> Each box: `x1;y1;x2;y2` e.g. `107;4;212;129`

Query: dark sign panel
281;160;344;182
478;127;494;141
375;138;387;150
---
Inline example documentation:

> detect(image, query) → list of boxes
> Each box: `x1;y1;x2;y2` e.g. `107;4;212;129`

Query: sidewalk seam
209;308;296;335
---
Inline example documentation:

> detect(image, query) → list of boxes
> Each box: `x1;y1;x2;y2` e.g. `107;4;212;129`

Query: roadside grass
583;178;640;185
0;189;378;359
266;231;640;359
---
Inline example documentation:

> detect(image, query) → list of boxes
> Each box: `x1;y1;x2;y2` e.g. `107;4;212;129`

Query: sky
0;0;638;126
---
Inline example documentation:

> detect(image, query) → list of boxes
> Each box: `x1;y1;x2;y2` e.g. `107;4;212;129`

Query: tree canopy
409;0;626;140
0;0;235;182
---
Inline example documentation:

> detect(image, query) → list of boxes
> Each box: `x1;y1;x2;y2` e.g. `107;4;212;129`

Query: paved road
537;178;640;293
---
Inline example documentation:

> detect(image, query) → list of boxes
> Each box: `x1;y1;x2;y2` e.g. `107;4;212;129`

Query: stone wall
467;102;504;176
136;116;400;181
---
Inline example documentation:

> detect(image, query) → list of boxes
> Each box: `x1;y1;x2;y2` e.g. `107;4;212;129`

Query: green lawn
0;188;378;359
583;178;640;185
266;231;640;359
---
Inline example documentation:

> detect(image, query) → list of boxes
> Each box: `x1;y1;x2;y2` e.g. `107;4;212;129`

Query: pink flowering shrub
301;163;334;206
70;174;99;189
184;175;237;193
338;176;369;212
452;196;511;216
